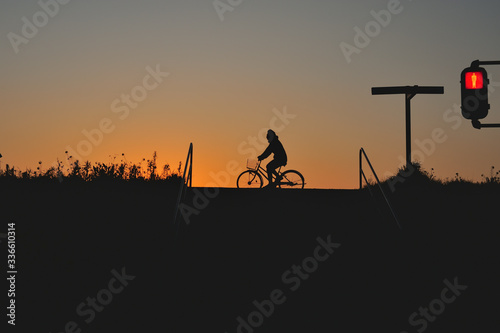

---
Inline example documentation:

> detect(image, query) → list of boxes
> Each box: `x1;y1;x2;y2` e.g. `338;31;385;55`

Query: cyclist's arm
258;144;272;160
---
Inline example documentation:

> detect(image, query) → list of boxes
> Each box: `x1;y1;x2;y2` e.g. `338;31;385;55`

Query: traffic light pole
468;59;500;129
406;92;416;169
471;60;500;68
372;85;444;169
472;121;500;128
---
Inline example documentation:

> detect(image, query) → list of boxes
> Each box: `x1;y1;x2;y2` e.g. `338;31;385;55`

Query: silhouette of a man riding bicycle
237;129;304;189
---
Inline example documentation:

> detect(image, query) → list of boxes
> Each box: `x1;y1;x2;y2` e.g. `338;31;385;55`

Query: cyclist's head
266;129;277;143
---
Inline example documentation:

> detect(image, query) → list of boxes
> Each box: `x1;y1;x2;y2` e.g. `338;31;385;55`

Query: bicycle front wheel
237;170;263;188
278;170;305;189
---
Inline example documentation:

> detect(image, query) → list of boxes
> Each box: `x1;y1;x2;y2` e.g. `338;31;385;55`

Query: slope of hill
1;182;498;332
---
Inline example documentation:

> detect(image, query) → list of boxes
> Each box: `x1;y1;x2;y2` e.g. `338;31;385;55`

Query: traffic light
461;66;489;120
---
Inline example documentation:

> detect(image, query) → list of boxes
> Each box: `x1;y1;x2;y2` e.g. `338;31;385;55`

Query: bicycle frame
252;160;283;184
239;159;304;188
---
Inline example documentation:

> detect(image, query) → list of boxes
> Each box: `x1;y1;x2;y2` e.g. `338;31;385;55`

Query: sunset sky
1;0;500;188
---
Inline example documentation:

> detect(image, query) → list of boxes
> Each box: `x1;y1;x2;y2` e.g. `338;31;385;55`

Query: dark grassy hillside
1;178;499;332
174;186;499;332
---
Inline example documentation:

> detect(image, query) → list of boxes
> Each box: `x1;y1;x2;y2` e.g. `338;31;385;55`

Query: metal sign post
372;85;444;168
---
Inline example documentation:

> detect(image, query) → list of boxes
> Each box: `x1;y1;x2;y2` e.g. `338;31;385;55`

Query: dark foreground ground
1;181;499;332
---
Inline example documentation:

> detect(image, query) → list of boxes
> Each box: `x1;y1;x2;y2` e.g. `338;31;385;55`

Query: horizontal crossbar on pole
371;85;444;95
471;60;500;67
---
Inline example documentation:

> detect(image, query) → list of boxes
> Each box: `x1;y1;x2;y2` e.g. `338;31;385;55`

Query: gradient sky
2;0;500;188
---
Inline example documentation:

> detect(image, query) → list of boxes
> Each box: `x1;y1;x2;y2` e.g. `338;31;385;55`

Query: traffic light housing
461;66;489;120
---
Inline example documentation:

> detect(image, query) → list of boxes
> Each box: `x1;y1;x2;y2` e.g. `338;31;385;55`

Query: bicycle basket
246;159;259;170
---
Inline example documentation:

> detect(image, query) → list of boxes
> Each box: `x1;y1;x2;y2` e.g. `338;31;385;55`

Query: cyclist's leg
275;166;282;179
274;159;286;180
266;159;279;183
267;159;286;183
275;167;283;181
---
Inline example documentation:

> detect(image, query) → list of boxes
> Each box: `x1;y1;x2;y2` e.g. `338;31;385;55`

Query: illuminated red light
465;71;483;89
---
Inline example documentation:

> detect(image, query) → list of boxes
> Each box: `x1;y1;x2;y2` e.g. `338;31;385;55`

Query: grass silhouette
2;155;499;189
0;151;182;184
361;161;500;192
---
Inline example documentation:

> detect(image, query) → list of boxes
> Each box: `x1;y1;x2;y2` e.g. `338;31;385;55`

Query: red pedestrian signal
461;67;489;120
465;71;483;89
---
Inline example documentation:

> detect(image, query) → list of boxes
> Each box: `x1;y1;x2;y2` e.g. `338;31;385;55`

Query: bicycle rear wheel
278;170;304;189
237;170;263;188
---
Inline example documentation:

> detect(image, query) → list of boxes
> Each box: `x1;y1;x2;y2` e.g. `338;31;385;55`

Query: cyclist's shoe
263;182;277;189
276;175;283;182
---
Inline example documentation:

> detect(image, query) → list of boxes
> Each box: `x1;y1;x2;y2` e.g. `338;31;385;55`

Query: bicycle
236;159;305;189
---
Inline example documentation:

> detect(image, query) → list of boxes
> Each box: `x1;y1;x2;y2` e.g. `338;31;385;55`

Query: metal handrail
173;143;193;232
359;148;401;229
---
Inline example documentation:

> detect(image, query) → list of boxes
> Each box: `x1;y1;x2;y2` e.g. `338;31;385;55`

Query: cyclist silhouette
258;129;287;188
